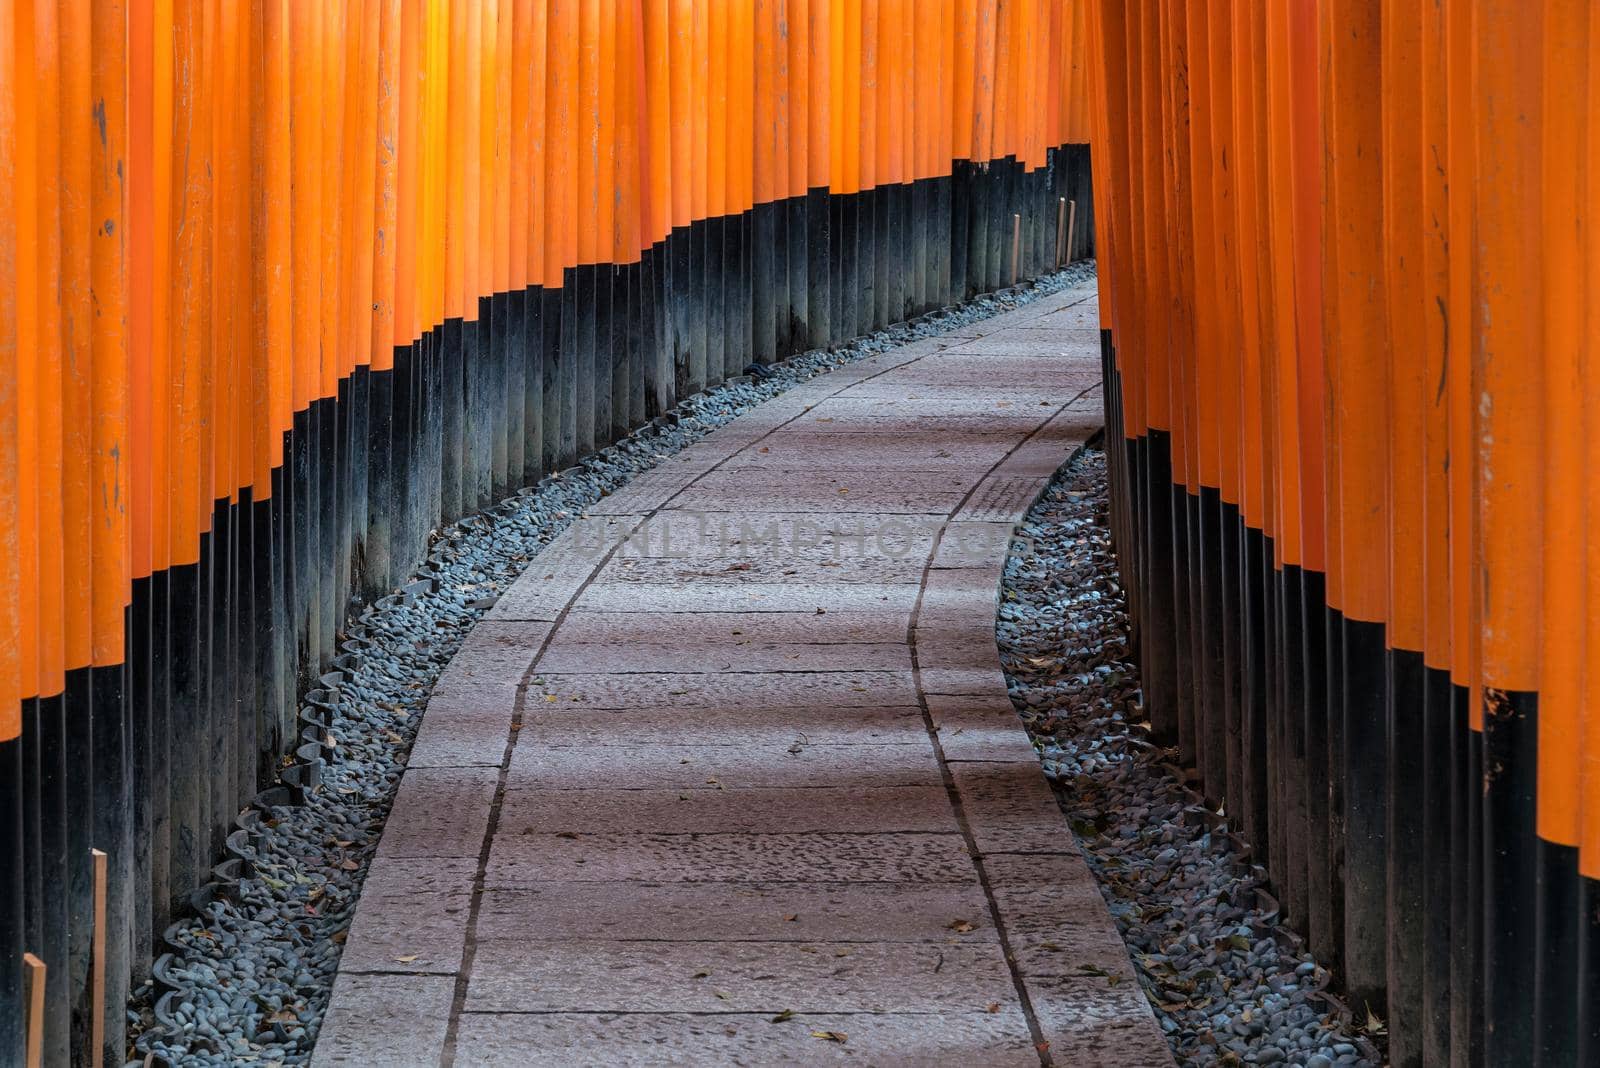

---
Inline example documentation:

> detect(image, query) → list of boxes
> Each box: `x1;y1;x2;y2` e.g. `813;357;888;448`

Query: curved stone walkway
313;283;1172;1067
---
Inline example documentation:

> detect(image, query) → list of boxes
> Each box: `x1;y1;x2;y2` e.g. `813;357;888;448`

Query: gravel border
125;262;1098;1067
998;446;1387;1068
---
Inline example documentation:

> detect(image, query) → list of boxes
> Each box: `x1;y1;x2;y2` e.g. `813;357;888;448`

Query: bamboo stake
1066;199;1078;264
1056;197;1068;265
23;953;45;1068
92;848;107;1067
1011;213;1022;285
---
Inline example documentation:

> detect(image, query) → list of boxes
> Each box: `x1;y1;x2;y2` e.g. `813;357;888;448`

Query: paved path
314;283;1172;1067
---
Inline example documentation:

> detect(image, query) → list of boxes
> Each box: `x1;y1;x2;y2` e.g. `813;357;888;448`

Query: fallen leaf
693;969;711;979
555;831;580;840
714;990;731;1001
1077;964;1110;977
986;1003;1001;1014
810;1030;848;1043
339;859;359;872
947;919;976;934
783;914;799;922
393;954;419;964
770;1009;795;1023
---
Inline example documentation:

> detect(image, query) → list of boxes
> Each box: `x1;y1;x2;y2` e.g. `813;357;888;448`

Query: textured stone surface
473;881;996;942
311;975;455;1067
514;703;929;747
405;695;512;768
322;284;1171;1065
464;940;1020;1013
374;767;498;860
452;1011;1042;1067
948;760;1076;856
496;785;954;833
484;831;978;885
535;639;914;674
570;577;923;615
523;669;920;710
506;740;943;790
335;859;477;974
546;608;912;646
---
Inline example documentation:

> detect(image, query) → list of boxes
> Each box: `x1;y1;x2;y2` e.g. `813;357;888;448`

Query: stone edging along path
312;278;1175;1066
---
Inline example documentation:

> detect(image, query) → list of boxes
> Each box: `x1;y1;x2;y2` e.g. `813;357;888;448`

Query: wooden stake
1066;199;1078;264
23;953;45;1068
1056;197;1068;266
91;848;107;1067
1010;213;1022;285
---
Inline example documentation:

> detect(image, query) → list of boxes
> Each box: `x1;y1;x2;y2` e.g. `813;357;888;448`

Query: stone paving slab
524;670;920;709
464;940;1020;1013
405;695;514;768
939;334;1103;356
720;439;1017;471
570;578;923;615
927;693;1045;763
473;881;997;941
495;784;956;834
604;511;944;569
535;639;914;674
505;740;943;790
948;760;1078;855
484;832;980;885
318;284;1171;1066
762;412;1049;435
373;767;498;860
453;1010;1042;1067
668;471;976;514
335;858;477;974
594;554;928;588
544;608;912;645
514;703;929;747
315;975;456;1066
